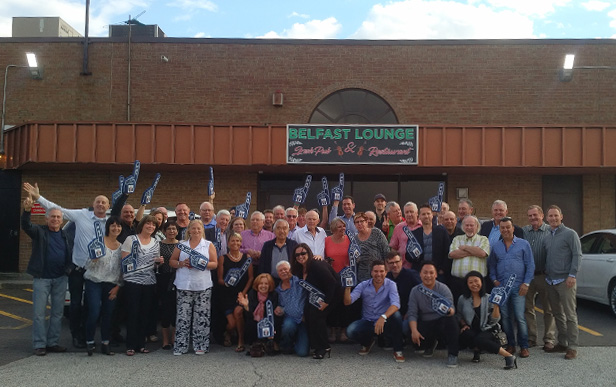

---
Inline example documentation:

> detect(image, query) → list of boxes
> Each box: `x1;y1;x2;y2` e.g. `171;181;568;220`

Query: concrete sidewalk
2;344;615;386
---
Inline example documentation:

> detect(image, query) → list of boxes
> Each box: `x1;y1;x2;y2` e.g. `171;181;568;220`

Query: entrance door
542;175;582;235
0;170;21;272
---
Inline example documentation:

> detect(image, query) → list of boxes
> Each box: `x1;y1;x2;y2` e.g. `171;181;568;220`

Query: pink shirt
389;220;422;269
324;235;351;273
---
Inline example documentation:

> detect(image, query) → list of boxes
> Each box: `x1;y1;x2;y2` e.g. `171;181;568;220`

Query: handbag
490;323;507;346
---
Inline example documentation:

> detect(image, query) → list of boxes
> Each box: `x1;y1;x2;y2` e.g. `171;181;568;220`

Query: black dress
219;253;251;313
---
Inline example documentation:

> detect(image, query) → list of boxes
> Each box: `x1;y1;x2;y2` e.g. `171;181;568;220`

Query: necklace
228;252;242;261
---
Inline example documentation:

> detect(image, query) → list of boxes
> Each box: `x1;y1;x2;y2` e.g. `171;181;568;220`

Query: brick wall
1;39;615;127
583;174;616;233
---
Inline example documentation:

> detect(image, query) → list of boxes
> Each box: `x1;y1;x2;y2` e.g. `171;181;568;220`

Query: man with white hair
285;207;300;238
199;201;216;229
293;210;326;257
479;200;524;247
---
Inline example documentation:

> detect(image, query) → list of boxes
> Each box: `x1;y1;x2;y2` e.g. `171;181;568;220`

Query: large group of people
20;180;582;369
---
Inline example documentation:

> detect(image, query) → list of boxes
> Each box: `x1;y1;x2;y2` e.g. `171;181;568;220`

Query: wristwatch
380;314;388;321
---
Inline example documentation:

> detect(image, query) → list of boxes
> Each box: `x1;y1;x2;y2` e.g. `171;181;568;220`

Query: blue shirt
488;236;535;289
276;276;306;324
350;278;400;323
487;222;501;247
328;205;357;234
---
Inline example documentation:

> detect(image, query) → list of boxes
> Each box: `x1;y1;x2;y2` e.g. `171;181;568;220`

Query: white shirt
174;239;214;291
292;226;326;257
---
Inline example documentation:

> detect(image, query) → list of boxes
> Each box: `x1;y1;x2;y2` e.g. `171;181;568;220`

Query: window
309;89;398;124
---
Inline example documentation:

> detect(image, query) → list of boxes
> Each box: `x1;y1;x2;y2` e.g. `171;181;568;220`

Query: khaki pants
524;274;556;345
547;280;579;349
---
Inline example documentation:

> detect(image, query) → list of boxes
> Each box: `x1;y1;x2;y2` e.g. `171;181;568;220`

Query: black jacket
21;210;73;278
410;225;451;272
258;238;298;277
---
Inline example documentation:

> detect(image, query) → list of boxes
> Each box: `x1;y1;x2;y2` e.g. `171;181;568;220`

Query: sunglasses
294;251;308;258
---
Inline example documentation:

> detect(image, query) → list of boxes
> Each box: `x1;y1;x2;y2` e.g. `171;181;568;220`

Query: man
456;199;474;227
274;261;309;356
442;211;464;244
329;195;357;234
21;196;71;356
175;203;191;239
293;210;326;257
448;215;490;302
488;217;535;358
199;201;216;229
437;202;450;226
273;205;286;221
410;204;451;277
407;261;459;367
259;219;298;281
205;209;231;255
373;194;387;231
543;205;582;360
118;203;138;243
365;211;377;229
382;201;403;240
523;205;556;350
345;260;405;363
386;251;419;318
263;209;275;232
389;201;422;269
240;211;275;267
479;200;524;247
285;207;300;238
23;182;122;348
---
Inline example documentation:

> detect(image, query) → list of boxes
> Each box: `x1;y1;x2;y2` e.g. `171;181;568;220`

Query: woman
217;232;253;352
456;271;517;369
150;209;166;241
158;220;179;350
121;215;160;356
354;212;390;282
145;208;168;343
237;273;281;356
84;216;123;356
324;217;351;343
169;219;218;355
291;244;341;359
228;217;247;239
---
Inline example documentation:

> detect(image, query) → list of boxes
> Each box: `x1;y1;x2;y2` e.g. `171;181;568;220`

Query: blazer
258;238;298;276
410;225;451;272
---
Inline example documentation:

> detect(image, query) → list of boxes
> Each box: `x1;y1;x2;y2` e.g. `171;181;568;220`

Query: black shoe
45;345;67;353
87;343;95;356
34;348;46;356
101;343;115;356
472;351;481;363
73;337;86;349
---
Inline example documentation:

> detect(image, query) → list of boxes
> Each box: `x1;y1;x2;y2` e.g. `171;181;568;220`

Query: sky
1;0;615;40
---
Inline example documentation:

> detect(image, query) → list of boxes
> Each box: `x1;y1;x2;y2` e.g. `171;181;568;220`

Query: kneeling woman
456;271;517;369
169;219;218;355
237;273;281;355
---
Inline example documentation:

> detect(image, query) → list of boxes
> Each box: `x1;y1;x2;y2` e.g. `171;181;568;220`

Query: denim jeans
84;280;116;343
280;316;309;357
32;276;68;349
501;288;529;348
346;311;403;351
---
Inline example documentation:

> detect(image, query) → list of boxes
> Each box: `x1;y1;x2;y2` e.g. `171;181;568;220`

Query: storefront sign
287;124;418;164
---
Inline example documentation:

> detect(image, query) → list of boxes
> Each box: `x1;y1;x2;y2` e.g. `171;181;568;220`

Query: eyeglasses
354;219;366;224
294;251;307;258
286;215;298;218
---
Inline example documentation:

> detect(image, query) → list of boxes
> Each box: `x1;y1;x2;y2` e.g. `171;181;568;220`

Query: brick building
1;36;615;272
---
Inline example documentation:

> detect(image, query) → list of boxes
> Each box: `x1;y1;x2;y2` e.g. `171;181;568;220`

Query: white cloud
193;31;208;37
475;0;572;17
609;8;616;29
581;0;611;11
166;0;217;12
352;0;535;39
289;11;310;19
259;17;341;39
0;0;150;37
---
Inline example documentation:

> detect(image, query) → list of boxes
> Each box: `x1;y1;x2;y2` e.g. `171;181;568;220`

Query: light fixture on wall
2;53;43;155
456;187;468;200
272;90;283;106
559;53;616;82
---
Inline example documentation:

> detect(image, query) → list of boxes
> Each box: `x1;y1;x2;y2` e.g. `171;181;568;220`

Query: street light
1;52;42;155
559;53;616;82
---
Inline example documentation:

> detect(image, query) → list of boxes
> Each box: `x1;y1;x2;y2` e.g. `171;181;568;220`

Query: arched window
309;88;398;124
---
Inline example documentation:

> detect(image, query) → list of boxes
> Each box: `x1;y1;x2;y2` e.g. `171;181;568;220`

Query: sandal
162;344;172;350
138;348;150;354
223;332;232;347
126;349;135;356
235;345;245;353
